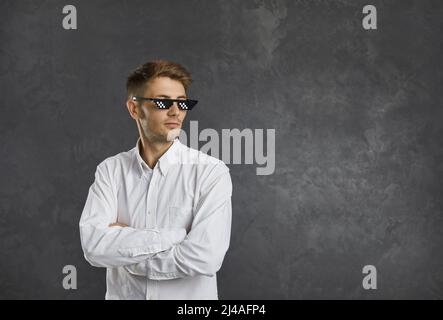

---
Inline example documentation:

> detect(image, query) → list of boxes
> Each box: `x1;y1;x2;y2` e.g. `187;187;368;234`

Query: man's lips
165;122;180;127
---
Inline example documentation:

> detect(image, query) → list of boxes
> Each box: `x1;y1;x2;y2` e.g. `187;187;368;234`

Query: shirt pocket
168;205;194;232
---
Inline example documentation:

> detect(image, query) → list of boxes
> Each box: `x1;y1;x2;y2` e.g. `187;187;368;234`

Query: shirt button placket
150;171;158;226
146;173;156;227
146;278;152;300
145;169;159;300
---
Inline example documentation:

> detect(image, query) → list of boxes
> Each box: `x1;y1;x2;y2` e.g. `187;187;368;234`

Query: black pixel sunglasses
132;96;198;110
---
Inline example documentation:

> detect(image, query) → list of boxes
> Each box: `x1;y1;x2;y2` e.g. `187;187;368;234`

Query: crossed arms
79;162;232;280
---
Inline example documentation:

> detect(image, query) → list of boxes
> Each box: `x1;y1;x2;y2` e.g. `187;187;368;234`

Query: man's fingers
109;222;129;227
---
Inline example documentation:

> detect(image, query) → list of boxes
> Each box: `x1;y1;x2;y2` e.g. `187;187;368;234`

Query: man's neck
139;136;174;170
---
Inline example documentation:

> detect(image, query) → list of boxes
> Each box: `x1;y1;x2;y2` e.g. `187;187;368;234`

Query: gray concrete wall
0;0;442;299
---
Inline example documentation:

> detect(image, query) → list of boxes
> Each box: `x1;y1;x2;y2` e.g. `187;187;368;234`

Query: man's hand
109;222;129;227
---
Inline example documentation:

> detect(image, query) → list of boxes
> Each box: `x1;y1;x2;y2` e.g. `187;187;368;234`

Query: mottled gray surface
0;0;442;299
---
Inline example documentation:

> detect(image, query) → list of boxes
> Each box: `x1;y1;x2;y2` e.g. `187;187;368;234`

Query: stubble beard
139;120;179;144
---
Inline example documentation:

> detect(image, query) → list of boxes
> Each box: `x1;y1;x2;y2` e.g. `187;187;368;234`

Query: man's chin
166;128;182;141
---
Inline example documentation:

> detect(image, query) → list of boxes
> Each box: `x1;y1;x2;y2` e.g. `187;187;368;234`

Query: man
79;60;233;300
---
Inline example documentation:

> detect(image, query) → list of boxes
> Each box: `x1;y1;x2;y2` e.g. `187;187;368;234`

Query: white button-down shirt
79;137;233;300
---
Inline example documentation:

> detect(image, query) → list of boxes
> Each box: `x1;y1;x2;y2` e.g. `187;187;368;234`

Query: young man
79;60;233;300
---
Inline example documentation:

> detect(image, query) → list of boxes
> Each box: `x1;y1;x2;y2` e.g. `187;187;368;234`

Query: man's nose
167;102;180;114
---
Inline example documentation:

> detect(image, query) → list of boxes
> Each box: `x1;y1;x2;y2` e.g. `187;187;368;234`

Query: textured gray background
0;0;442;299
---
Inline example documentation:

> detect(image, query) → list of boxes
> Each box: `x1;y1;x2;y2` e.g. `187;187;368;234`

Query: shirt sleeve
79;162;187;268
124;162;233;279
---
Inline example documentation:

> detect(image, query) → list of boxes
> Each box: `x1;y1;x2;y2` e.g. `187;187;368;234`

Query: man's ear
126;99;139;120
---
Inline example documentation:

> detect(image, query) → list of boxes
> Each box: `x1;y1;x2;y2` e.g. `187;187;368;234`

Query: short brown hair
126;60;193;99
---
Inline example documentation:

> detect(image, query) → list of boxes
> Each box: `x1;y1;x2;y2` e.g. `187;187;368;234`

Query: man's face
127;76;188;143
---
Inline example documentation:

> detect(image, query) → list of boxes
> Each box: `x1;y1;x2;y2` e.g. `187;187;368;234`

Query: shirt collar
134;137;182;178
